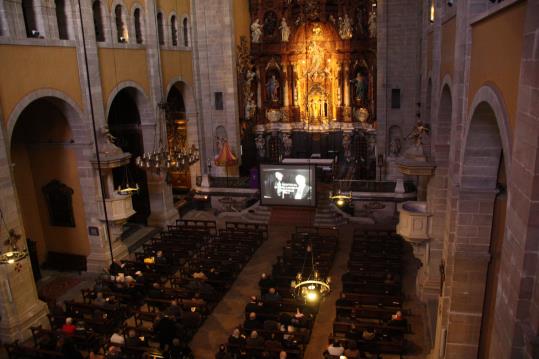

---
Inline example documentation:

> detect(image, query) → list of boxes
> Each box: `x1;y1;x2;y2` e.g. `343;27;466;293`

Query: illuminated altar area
238;0;378;179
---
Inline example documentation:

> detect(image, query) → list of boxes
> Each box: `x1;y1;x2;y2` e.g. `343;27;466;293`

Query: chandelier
291;241;331;302
329;190;352;207
0;213;27;265
135;102;200;174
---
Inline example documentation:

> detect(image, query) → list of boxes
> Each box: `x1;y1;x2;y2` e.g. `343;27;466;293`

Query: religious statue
351;72;368;103
100;126;123;155
389;138;402;157
407;121;430;146
368;10;377;38
280;18;290;42
266;75;280;103
255;134;266;158
342;133;352;162
245;99;256;120
251;19;262;43
282;133;293;157
338;14;353;40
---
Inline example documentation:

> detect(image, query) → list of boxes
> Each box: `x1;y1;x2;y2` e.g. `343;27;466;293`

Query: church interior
0;0;538;358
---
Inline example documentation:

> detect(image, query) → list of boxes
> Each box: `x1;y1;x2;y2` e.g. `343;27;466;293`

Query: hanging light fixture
135;102;200;174
329;190;352;207
117;166;140;195
0;209;28;265
291;240;331;303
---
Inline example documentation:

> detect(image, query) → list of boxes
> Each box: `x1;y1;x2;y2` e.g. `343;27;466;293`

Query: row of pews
328;229;409;358
5;220;268;359
221;226;339;359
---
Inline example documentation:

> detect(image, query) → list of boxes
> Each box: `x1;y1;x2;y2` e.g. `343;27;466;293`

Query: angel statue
255;134;266;158
280;18;291;42
338;14;353;40
251;19;263;43
406;121;430;146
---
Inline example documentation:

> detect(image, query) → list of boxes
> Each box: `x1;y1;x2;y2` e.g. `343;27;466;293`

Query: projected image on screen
260;164;316;207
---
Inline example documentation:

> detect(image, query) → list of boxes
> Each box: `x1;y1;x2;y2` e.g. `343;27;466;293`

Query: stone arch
104;81;151;123
464;83;512;182
6;89;86;152
164;78;196;116
8;94;91;264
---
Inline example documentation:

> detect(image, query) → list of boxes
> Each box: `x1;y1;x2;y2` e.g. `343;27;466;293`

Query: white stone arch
6;89;86;151
164;78;200;180
168;10;178;47
129;2;144;44
460;83;512;187
104;81;151;123
110;0;129;43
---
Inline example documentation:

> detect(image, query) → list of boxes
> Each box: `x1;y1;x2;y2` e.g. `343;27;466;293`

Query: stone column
343;63;350;107
143;0;178;225
282;62;289;107
0;116;48;343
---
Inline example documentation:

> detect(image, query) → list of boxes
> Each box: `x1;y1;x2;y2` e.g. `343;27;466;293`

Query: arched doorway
466;103;506;359
10;98;89;266
107;87;150;225
165;83;191;190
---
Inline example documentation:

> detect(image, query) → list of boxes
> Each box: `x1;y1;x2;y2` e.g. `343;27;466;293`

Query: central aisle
303;223;355;357
190;225;292;358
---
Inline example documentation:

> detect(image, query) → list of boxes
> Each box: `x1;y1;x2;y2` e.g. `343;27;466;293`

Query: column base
86;237;129;273
0;300;49;343
147;205;179;227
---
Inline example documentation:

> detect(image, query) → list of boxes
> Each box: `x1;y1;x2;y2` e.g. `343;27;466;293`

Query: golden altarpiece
238;0;377;179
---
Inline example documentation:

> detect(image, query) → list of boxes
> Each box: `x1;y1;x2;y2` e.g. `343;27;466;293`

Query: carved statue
282;133;293;157
251;19;263;43
100;126;123;155
342;133;352;162
338;14;353;40
280;18;290;42
245;99;256;120
266;75;280;103
351;72;368;103
255;134;266;158
406;121;430;146
368;10;377;38
389;138;402;157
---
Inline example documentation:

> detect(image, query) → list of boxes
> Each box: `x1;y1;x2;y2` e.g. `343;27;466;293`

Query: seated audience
262;287;281;302
246;330;264;347
327;339;345;356
61;317;76;336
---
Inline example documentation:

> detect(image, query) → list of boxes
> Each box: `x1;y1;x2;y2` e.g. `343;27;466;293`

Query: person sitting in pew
258;273;275;295
125;328;146;347
110;329;125;345
389;310;406;327
362;327;376;341
344;340;360;359
154;315;177;350
182;307;202;329
60;337;84;359
245;296;261;313
164;337;194;359
94;291;106;305
61;317;76;336
228;328;246;347
109;260;125;276
326;339;345;356
279;351;287;359
263;287;281;302
245;312;263;331
215;344;233;359
246;330;265;347
155;250;168;265
264;333;282;351
192;292;206;306
193;267;208;281
164;299;183;318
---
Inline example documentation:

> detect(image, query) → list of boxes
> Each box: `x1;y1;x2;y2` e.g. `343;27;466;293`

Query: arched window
115;4;127;42
22;0;38;38
92;0;105;42
134;8;142;44
170;15;177;46
182;17;188;46
157;12;164;45
55;0;68;39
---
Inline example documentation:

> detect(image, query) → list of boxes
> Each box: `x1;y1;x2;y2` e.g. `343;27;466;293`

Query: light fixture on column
291;241;331;303
0;209;27;265
135;102;200;174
